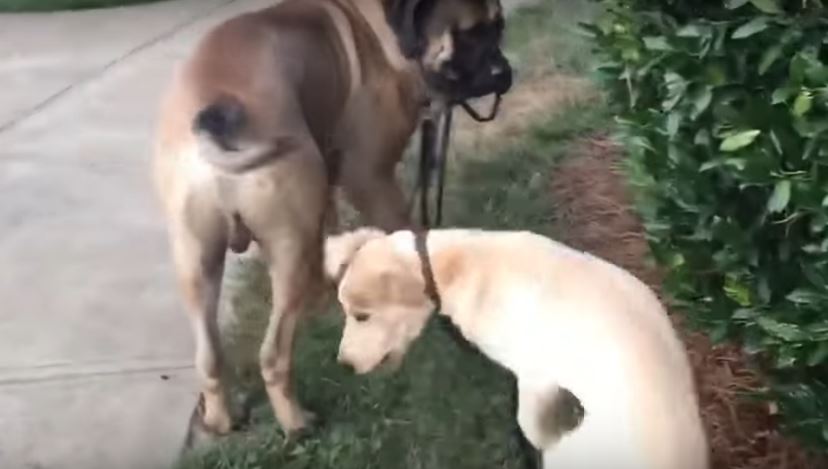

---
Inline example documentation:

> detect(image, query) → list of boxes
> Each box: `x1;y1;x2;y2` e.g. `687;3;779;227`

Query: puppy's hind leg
169;211;233;435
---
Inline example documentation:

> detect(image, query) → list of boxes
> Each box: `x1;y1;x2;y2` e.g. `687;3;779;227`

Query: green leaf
726;0;750;8
792;92;813;117
759;44;784;75
676;25;704;37
694;128;711;146
724;277;752;307
667;252;685;268
643;36;671;51
690;86;713;120
775;347;798;368
710;322;730;343
805;64;828;85
790;54;808;85
749;0;782;13
758;276;771;303
807;342;828;367
756;317;803;341
700;158;747;172
772;86;796;104
733;308;756;320
732;17;768;39
767;180;792;213
720;129;761;151
786;288;823;304
704;62;728;87
667;112;682;137
663;72;687;110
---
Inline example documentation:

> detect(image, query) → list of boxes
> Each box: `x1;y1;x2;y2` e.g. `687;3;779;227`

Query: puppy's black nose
337;354;356;373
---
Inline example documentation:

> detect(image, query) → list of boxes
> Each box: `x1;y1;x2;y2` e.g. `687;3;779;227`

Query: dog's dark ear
324;228;386;282
385;0;436;58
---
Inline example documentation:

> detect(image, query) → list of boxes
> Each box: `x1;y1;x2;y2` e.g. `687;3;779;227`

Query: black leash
413;230;441;311
415;93;503;228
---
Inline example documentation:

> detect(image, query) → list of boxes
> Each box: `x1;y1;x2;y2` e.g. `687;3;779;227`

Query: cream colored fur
325;228;709;469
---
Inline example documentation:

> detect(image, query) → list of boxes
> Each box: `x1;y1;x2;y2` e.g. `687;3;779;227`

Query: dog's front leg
335;96;417;232
341;163;413;232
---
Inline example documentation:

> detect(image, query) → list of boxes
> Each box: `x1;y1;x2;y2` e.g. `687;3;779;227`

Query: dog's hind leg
259;234;321;439
168;206;232;435
240;147;328;438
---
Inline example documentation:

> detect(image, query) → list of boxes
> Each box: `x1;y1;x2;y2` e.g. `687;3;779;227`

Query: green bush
587;0;828;448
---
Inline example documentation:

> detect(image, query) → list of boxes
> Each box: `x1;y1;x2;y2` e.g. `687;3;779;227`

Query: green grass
177;101;610;469
504;0;601;77
0;0;166;12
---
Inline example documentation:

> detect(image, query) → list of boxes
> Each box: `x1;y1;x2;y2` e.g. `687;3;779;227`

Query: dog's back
426;230;709;469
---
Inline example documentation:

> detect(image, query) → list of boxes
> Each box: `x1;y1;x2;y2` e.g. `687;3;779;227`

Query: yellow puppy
325;228;709;469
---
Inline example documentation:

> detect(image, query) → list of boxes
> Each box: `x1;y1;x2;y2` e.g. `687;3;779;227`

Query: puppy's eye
353;313;370;323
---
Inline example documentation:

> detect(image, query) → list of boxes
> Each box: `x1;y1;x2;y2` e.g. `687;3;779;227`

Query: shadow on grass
175;100;610;469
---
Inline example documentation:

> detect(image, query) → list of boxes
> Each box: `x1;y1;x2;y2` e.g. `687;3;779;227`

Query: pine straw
548;135;827;469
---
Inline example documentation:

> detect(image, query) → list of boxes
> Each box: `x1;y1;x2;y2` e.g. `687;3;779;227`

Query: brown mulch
548;134;828;469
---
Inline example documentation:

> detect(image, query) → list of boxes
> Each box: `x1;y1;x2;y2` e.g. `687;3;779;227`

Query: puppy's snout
337;353;355;372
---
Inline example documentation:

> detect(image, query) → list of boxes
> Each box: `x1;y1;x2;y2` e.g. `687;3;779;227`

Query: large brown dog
153;0;511;438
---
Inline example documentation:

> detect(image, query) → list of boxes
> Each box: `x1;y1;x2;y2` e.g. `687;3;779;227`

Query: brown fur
153;0;505;437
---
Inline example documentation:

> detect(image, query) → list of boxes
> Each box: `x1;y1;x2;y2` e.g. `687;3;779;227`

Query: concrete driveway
0;2;274;469
0;0;534;468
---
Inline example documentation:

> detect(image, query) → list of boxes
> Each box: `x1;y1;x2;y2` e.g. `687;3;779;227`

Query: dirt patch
548;135;827;469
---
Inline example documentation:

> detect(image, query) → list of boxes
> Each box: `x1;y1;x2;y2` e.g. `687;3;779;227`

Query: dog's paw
181;394;234;453
281;408;319;443
196;392;234;434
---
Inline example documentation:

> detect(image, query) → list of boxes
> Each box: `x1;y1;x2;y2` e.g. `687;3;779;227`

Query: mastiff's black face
386;0;513;103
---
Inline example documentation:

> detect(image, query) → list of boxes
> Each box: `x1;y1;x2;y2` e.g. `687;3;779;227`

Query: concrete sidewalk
0;1;535;468
0;2;272;469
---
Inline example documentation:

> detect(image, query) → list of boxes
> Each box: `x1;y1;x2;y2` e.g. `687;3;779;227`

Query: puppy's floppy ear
324;228;386;282
385;0;437;58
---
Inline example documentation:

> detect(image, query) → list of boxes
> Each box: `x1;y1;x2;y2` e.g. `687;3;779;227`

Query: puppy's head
324;229;436;374
385;0;513;102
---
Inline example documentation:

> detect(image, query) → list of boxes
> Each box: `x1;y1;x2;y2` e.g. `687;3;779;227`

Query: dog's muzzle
459;51;513;101
431;49;513;103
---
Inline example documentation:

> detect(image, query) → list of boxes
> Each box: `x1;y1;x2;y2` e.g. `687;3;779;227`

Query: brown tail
192;97;274;173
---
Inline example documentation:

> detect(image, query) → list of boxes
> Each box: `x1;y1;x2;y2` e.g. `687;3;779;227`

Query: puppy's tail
192;97;273;173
